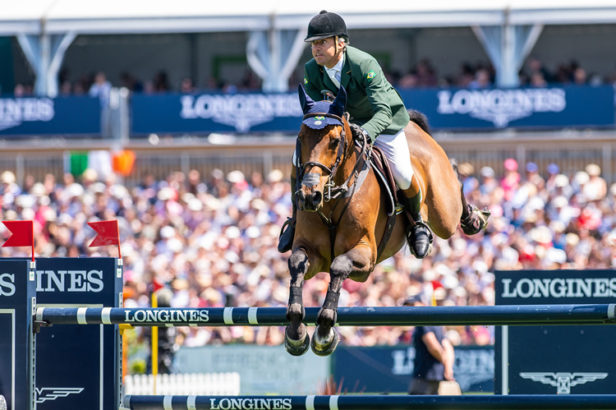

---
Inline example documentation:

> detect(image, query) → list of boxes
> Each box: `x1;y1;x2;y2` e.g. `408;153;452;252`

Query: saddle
369;146;398;217
367;145;402;258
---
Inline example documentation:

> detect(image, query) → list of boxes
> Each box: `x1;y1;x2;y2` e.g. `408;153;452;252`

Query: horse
284;84;489;356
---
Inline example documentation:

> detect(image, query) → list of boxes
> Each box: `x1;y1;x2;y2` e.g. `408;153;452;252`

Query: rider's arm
359;57;393;139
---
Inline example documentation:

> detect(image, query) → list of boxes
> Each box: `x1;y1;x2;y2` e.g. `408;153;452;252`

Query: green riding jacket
303;45;410;139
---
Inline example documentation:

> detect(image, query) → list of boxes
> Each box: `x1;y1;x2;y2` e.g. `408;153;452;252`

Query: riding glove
349;123;372;144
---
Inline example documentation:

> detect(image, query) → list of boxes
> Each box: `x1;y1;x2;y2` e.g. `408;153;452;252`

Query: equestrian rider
278;10;433;258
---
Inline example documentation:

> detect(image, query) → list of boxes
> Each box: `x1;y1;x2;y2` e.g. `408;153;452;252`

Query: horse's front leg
285;247;311;356
312;245;373;356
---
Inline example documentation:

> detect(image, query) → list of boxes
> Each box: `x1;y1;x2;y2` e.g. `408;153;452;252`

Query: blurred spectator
1;160;615;351
89;71;112;106
180;77;195;93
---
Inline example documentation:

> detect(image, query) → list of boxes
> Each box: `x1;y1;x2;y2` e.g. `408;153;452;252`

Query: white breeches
373;128;414;190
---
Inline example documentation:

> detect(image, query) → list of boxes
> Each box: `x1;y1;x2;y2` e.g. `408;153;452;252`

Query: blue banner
331;345;493;394
35;258;122;410
0;260;35;410
131;85;614;135
400;85;614;130
0;96;101;136
495;269;616;395
131;93;303;135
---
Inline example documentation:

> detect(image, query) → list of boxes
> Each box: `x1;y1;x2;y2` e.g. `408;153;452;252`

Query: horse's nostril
313;191;322;204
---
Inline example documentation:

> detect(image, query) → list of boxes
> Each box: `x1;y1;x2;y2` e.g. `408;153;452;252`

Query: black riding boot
400;181;433;258
278;176;297;253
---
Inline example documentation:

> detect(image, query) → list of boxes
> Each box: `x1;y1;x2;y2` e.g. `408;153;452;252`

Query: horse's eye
329;138;340;149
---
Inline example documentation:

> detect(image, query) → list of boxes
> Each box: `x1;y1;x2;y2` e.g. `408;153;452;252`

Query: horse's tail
408;110;431;135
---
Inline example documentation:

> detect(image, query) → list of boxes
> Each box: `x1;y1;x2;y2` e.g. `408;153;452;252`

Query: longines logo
0;98;55;131
437;88;566;128
124;309;210;323
180;94;302;132
501;277;616;298
209;397;292;410
35;387;84;403
520;372;608;394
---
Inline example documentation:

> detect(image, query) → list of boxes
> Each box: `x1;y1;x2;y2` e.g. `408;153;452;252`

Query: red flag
2;220;34;261
2;220;33;247
88;220;121;258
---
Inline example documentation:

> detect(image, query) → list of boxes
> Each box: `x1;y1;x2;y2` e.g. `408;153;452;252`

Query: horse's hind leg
285;248;310;356
312;246;372;356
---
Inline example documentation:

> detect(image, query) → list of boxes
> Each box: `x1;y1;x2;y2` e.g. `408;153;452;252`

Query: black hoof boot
277;218;295;253
408;221;433;258
461;205;491;235
284;327;310;356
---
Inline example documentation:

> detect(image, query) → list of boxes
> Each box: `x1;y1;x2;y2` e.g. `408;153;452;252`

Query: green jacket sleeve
359;58;393;139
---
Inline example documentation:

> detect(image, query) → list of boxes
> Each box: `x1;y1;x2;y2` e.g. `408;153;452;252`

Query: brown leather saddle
368;146;402;257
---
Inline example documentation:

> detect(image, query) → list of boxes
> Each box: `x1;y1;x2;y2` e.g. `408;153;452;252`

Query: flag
88;220;119;246
2;220;33;247
2;220;34;261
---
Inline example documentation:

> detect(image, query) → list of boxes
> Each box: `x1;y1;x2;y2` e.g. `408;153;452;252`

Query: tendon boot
278;176;297;253
400;179;433;258
460;204;491;235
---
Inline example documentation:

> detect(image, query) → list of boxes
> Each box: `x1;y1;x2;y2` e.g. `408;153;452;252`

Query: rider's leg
278;167;297;253
373;129;433;258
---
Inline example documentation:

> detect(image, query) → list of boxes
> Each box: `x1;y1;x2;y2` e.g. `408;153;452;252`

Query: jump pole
122;394;616;410
35;304;616;327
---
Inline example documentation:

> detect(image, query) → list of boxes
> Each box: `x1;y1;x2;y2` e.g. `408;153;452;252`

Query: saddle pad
370;146;397;216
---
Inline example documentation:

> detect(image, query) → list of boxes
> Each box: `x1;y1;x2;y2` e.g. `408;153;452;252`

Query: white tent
3;0;616;94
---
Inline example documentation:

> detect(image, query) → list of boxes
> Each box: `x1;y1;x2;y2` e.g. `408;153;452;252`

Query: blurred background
1;0;616;395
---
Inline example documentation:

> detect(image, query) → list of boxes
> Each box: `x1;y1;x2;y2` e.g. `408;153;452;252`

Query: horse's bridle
296;112;349;202
296;111;371;203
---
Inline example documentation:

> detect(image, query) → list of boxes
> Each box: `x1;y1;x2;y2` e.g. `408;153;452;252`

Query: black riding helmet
305;10;348;42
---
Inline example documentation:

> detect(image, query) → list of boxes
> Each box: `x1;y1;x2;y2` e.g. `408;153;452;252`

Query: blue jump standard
122;394;616;410
37;304;616;327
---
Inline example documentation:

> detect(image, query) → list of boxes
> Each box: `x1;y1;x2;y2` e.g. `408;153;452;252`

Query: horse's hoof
461;205;491;235
285;328;310;356
310;327;339;356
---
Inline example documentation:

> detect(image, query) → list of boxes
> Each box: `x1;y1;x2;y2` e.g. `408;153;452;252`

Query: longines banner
173;345;493;394
332;345;493;394
131;85;614;135
495;269;616;395
0;96;101;136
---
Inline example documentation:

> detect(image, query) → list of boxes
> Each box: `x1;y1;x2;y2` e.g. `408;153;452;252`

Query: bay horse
285;85;489;356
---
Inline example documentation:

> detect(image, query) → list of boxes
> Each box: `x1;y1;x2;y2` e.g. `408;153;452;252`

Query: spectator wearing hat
583;163;607;202
404;295;457;395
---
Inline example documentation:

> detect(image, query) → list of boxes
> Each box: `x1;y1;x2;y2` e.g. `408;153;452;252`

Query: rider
278;10;433;258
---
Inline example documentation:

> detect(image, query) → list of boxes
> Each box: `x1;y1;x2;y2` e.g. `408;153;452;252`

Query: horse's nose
297;188;322;212
307;191;322;210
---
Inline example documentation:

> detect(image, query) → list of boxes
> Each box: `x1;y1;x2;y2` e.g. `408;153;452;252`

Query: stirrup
461;205;490;235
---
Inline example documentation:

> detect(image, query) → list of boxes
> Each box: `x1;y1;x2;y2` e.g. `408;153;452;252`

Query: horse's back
405;119;462;238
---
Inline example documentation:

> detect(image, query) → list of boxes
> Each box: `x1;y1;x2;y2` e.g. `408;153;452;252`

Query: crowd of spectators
10;56;614;98
0;157;614;353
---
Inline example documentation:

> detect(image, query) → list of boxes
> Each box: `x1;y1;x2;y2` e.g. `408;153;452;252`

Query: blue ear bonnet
298;84;347;130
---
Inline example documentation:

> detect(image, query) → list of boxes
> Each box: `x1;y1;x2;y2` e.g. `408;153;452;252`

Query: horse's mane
408;110;430;135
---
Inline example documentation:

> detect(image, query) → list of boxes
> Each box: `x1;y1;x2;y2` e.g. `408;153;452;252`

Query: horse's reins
296;112;372;257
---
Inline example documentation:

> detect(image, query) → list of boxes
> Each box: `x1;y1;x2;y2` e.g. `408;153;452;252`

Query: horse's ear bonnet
298;84;347;130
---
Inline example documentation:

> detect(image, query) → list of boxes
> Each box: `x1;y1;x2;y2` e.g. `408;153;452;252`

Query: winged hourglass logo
519;372;607;394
